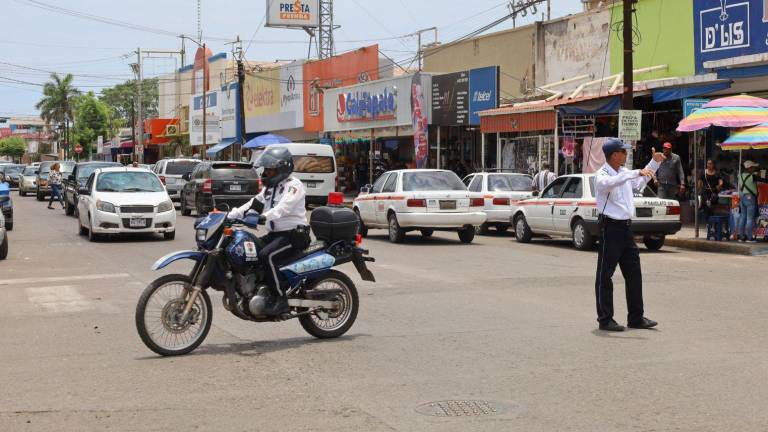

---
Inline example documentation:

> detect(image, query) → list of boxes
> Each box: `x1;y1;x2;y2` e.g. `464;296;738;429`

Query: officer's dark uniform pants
595;219;644;324
258;231;293;296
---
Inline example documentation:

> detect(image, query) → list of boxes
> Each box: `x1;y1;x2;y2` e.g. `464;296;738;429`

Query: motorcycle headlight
96;200;116;213
196;228;207;242
157;200;174;213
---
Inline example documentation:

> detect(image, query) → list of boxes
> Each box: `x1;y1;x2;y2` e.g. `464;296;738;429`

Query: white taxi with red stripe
353;169;487;244
462;171;533;234
510;173;681;251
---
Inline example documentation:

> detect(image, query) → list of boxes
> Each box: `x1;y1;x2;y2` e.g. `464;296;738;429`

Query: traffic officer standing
595;138;665;332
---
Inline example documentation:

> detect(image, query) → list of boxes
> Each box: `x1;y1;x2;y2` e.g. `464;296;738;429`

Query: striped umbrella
677;95;768;132
720;123;768;151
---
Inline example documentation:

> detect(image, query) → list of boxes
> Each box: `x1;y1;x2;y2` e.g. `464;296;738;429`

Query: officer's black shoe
627;317;658;329
598;320;625;332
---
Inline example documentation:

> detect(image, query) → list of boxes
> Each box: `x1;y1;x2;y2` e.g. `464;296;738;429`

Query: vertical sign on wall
411;74;429;168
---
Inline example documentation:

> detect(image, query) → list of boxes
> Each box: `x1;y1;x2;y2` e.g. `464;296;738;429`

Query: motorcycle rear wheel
299;270;359;339
135;274;212;356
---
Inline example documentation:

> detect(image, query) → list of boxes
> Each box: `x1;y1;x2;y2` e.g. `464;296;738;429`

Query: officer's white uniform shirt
595;159;660;221
228;177;307;232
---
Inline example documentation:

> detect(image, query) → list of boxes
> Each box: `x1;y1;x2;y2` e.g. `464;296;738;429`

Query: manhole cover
415;400;512;417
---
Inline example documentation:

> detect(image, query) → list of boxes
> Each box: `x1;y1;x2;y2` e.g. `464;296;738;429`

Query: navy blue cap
602;138;632;157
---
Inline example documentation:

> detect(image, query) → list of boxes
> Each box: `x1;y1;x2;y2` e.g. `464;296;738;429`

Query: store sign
683;98;710;117
220;83;239;140
412;74;429;169
431;66;499;126
618;109;642;142
694;0;768;73
189;91;221;146
244;61;305;133
336;87;397;122
266;0;319;28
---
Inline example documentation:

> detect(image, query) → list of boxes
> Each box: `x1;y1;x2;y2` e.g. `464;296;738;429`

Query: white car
510;173;681;251
353;169;487;244
462;171;533;234
76;167;176;242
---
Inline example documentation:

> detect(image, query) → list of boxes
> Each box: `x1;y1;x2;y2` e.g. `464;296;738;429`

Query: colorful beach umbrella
720;123;768;151
677;95;768;132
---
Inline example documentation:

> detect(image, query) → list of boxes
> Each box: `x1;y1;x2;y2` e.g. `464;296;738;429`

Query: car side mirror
532;190;539;197
78;187;90;196
360;184;372;194
182;173;191;181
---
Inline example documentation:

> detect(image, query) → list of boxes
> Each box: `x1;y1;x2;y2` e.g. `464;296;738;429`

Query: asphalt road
1;193;767;431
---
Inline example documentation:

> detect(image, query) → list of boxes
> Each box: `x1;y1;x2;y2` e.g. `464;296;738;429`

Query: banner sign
618;109;642;142
189;90;221;146
336;87;397;122
431;66;498;125
266;0;319;28
412;74;429;169
694;0;768;73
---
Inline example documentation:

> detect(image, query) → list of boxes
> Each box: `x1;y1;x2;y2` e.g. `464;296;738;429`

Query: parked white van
250;143;337;205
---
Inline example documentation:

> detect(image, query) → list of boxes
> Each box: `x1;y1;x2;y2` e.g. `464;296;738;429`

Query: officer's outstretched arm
596;169;641;192
630;159;661;190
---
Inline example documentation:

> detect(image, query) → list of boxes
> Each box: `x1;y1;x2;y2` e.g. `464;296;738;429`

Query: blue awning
717;64;768;80
205;138;236;156
652;81;732;103
558;96;621;115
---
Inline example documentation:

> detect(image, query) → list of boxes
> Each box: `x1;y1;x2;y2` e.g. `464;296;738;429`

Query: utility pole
318;0;335;59
202;42;207;161
234;36;247;161
622;0;634;110
415;27;438;71
136;47;144;164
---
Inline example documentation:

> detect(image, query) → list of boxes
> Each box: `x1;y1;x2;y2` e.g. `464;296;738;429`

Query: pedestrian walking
47;163;65;210
532;162;557;193
697;159;723;219
736;160;768;242
594;138;665;332
655;142;685;200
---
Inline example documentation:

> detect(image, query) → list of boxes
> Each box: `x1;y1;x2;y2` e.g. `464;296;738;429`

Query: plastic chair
707;215;730;241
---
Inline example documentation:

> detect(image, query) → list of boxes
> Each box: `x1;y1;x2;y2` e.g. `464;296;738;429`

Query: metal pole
554;109;559;175
137;47;144;164
236;37;247;162
369;128;375;184
481;133;486;171
694;131;699;238
496;132;501;169
537;135;543;172
436;126;441;169
202;42;207;160
622;0;634;110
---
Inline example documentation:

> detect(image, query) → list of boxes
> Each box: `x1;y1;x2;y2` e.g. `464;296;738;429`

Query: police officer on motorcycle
228;147;310;314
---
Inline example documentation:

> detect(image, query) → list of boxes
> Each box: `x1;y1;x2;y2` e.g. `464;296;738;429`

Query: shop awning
205;138;236;156
652;81;732;103
558;96;621;115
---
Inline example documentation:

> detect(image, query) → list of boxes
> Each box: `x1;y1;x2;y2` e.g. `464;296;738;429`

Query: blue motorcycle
135;206;375;356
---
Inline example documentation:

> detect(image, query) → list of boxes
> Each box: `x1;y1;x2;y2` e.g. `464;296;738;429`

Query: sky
0;0;584;117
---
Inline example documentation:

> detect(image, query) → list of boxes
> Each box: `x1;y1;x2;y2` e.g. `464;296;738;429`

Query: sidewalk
666;226;768;256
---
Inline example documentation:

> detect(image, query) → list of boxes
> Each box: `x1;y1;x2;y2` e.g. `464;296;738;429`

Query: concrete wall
538;8;612;90
423;24;537;100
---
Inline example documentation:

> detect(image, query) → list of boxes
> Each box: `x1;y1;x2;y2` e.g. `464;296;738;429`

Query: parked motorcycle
135;200;375;356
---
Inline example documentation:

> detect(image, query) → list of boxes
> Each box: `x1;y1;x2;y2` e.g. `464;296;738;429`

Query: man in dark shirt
655;142;685;200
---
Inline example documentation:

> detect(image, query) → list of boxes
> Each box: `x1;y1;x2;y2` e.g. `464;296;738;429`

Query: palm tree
36;73;80;157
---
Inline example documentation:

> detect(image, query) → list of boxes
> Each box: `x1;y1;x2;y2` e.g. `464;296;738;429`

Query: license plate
636;208;653;217
439;200;456;210
229;184;242;192
306;182;317;188
129;218;146;228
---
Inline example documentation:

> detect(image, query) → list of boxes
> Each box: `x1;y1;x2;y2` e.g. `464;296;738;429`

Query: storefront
323;74;432;192
430;66;500;174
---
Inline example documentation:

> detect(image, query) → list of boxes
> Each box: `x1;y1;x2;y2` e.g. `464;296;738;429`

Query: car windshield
402;171;466;192
23;166;38;175
96;172;164;192
588;177;657;198
165;161;199;175
78;164;120;180
210;163;258;180
488;174;532;192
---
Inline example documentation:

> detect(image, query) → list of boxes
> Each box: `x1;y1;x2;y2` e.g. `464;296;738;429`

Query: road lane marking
0;273;131;286
26;286;94;313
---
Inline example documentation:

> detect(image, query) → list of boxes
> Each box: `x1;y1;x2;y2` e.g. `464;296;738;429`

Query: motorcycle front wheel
299;270;359;339
135;274;212;356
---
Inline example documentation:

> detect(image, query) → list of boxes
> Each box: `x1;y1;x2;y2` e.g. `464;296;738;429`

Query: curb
665;237;768;256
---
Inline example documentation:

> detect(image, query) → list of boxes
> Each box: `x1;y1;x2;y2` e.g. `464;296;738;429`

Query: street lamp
180;35;208;160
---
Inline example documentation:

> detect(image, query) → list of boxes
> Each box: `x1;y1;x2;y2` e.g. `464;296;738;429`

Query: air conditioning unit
164;124;179;136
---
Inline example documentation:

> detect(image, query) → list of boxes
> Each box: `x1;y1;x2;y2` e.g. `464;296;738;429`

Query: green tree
35;73;80;151
71;92;115;158
99;78;159;124
0;136;27;161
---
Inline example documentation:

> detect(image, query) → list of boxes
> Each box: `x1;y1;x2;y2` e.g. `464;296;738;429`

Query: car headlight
196;228;207;242
96;200;116;213
157;200;174;213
